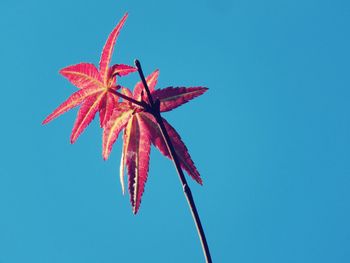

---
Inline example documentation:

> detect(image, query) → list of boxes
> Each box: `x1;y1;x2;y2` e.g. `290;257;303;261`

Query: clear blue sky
0;0;349;262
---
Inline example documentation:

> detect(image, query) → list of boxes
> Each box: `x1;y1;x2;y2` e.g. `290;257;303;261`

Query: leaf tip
58;67;69;76
70;135;77;144
132;207;139;215
152;69;160;79
196;86;208;95
102;147;111;160
42;114;55;125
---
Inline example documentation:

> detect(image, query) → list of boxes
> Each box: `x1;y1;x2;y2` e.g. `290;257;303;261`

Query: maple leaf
102;70;207;214
42;13;136;143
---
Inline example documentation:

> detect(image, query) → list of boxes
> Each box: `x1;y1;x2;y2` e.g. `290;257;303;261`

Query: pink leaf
152;86;208;112
109;64;137;77
125;115;151;214
119;87;133;103
42;87;103;124
119;125;129;195
102;109;133;160
70;92;105;143
59;63;103;89
141;113;202;184
99;92;118;127
133;69;159;101
99;13;128;84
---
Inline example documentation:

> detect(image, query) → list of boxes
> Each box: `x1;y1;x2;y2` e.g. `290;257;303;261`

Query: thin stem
135;59;212;263
108;87;147;109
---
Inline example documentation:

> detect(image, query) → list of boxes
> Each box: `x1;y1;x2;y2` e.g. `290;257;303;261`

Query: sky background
0;0;349;262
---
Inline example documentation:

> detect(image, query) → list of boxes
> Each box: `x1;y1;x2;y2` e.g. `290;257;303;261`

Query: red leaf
99;91;118;127
141;113;202;184
70;92;106;143
152;86;208;112
120;87;133;103
133;69;159;101
99;13;128;84
44;13;134;141
109;64;137;77
42;86;103;124
59;63;103;89
124;115;151;214
119;123;130;195
102;108;133;160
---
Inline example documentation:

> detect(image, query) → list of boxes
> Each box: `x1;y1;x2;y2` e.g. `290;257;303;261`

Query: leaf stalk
108;87;149;109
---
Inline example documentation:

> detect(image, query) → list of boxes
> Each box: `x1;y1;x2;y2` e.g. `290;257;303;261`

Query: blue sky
0;0;349;262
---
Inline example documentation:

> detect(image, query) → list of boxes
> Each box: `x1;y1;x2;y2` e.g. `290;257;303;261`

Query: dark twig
134;59;212;263
134;60;155;106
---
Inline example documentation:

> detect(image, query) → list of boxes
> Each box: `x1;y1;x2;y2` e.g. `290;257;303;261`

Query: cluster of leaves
43;13;207;214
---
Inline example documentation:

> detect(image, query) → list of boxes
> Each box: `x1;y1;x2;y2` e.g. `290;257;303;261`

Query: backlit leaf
43;13;134;142
153;86;208;112
59;63;103;89
141;113;202;184
133;69;159;101
102;109;133;160
42;86;103;124
70;92;106;143
99;13;128;84
109;64;137;77
125;115;151;214
99;91;118;127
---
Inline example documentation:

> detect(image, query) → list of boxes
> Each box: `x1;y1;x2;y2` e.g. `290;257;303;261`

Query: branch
134;60;154;106
135;59;212;263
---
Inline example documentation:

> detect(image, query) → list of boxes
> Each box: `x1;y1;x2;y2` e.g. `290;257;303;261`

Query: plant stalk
135;59;212;263
108;87;148;109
